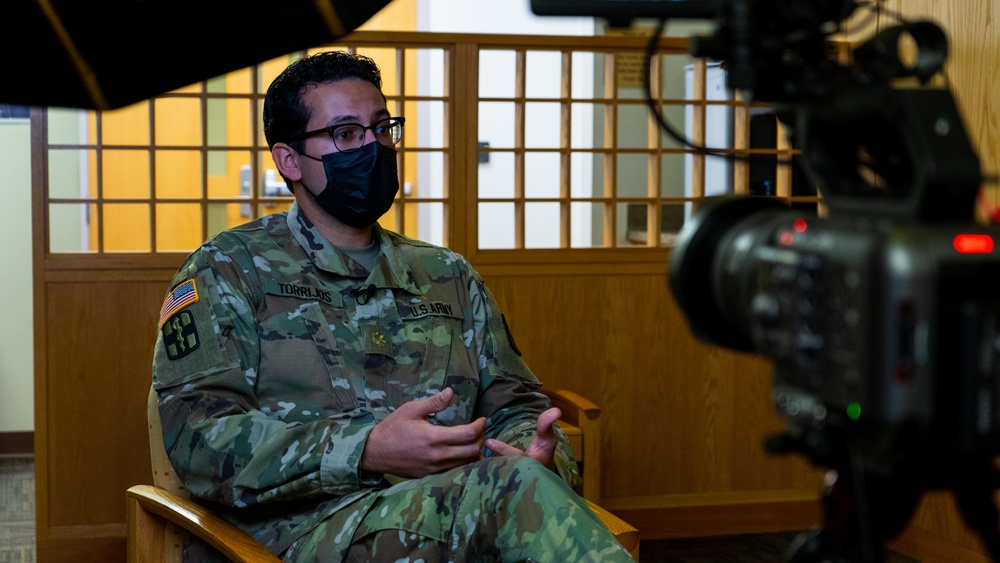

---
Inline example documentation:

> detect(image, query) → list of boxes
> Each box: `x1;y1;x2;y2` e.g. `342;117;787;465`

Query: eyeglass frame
287;116;406;153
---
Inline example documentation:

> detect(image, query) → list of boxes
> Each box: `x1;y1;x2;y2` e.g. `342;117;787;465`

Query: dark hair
262;51;384;152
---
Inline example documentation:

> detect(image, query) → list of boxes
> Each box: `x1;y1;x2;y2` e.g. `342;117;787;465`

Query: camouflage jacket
151;203;581;555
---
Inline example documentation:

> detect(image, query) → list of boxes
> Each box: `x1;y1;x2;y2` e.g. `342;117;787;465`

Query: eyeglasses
289;117;405;153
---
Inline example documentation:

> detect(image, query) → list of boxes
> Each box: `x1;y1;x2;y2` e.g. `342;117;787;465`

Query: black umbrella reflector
3;0;393;110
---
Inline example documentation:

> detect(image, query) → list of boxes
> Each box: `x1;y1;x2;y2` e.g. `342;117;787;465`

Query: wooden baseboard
37;537;125;563
602;492;993;562
601;492;823;540
0;431;33;455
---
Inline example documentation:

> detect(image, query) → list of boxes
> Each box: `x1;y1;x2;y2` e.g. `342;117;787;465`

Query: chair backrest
147;386;188;562
148;386;189;496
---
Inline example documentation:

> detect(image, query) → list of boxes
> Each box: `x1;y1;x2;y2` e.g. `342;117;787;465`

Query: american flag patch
159;279;199;327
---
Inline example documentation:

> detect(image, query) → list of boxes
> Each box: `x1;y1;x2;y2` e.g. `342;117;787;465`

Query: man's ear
271;143;303;183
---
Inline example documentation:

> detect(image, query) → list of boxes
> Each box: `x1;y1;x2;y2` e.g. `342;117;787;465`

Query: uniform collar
288;202;421;294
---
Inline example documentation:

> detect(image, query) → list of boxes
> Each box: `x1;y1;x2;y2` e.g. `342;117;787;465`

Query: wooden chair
127;387;640;561
540;388;603;505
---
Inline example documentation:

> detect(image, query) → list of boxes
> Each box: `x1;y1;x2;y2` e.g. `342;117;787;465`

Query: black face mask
309;142;399;228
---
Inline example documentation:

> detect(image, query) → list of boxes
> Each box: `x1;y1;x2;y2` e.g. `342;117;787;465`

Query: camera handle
765;425;1000;562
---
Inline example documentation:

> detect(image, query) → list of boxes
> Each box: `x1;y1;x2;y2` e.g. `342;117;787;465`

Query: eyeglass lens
332;119;403;152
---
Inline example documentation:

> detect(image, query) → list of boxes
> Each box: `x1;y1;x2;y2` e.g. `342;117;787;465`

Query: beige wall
0;119;33;433
3;110;85;435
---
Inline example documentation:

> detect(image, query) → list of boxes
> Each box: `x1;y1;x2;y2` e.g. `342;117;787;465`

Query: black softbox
3;0;393;110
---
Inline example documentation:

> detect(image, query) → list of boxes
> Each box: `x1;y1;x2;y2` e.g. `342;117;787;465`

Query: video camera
533;1;999;561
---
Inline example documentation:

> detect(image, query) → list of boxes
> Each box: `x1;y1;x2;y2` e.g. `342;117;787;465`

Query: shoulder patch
159;279;199;328
161;310;200;360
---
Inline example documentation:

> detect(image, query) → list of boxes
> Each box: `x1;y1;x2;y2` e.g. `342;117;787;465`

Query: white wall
0;119;34;433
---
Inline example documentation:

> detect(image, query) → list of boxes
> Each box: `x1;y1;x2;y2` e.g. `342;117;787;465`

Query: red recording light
793;218;808;233
953;234;994;254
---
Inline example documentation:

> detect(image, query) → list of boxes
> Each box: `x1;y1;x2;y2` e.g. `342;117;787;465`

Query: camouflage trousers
282;456;633;562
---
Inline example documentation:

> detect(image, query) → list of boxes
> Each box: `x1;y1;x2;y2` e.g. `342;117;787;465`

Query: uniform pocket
387;315;479;424
257;298;360;416
387;316;449;404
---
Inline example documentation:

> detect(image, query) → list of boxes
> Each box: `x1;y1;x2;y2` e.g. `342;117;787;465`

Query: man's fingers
436;417;486;446
536;407;561;435
485;439;523;457
403;387;454;418
428;387;454;412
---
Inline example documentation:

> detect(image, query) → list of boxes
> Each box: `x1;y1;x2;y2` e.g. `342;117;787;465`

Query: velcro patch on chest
363;325;394;357
399;300;460;320
266;280;340;306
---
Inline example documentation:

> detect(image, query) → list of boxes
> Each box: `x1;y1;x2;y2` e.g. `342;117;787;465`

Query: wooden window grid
36;30;819;271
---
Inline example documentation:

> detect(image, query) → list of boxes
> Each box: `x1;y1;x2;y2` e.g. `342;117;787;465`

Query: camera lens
669;195;793;351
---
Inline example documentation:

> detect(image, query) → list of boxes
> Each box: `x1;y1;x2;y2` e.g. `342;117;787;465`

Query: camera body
672;195;1000;472
668;47;989;472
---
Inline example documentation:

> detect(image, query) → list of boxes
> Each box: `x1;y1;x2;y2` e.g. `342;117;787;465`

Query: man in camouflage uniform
152;51;633;562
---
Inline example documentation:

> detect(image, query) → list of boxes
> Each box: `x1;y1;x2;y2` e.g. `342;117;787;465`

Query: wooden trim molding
0;431;34;455
613;498;995;562
602;491;822;540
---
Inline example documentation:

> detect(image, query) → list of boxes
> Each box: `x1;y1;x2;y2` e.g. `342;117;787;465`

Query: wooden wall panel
481;271;825;502
42;278;163;526
35;268;176;560
35;262;830;561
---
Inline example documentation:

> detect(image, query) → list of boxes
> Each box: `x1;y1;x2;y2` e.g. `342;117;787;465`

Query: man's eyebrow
327;115;360;126
326;110;391;127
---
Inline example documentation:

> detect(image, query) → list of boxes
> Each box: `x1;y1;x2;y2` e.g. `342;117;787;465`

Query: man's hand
484;407;562;470
360;387;486;479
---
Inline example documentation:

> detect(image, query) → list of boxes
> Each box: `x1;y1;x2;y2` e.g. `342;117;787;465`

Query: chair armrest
126;484;280;563
586;499;640;560
540;388;600;428
541;388;603;504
